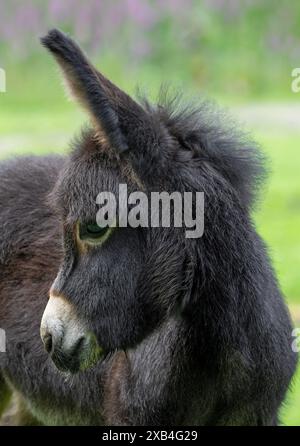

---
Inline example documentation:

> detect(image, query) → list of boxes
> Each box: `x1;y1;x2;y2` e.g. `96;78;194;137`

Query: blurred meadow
0;0;300;425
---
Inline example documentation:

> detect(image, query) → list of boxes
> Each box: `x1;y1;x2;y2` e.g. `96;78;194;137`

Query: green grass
0;88;299;425
252;130;300;425
254;131;300;305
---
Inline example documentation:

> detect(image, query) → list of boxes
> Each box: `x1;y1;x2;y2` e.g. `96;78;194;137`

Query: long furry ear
41;29;148;154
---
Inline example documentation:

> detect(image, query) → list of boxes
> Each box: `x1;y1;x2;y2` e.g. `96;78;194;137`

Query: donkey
0;29;297;426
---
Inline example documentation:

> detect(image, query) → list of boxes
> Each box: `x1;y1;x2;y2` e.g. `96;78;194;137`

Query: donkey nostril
43;333;53;354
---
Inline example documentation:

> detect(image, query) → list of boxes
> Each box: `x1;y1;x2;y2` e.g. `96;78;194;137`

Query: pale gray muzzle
40;293;102;373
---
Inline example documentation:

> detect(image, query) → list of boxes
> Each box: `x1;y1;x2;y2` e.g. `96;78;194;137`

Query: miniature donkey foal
0;30;297;425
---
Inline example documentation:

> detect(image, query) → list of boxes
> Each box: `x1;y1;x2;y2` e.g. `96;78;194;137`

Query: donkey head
40;29;262;373
39;29;190;373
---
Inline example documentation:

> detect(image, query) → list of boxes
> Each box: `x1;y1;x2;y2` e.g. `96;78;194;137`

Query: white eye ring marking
76;222;114;248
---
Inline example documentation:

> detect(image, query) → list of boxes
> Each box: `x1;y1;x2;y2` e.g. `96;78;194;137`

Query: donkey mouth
51;349;82;374
50;338;105;373
42;327;105;374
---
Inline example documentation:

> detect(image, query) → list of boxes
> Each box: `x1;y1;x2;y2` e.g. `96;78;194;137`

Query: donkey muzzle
40;293;103;373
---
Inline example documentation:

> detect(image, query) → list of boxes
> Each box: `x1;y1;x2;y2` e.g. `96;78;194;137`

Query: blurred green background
0;0;299;425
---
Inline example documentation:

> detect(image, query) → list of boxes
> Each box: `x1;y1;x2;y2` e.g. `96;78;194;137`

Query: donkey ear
41;29;148;154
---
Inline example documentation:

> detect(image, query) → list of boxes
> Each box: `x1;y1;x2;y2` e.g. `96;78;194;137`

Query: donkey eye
78;222;110;243
86;223;106;236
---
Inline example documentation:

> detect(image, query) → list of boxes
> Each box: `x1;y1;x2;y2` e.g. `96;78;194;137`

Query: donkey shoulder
0;155;65;265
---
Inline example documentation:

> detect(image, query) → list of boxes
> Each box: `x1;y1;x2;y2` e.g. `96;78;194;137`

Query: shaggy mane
139;88;268;210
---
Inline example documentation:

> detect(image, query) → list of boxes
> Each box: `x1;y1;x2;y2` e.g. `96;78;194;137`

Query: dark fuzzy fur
0;29;297;425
